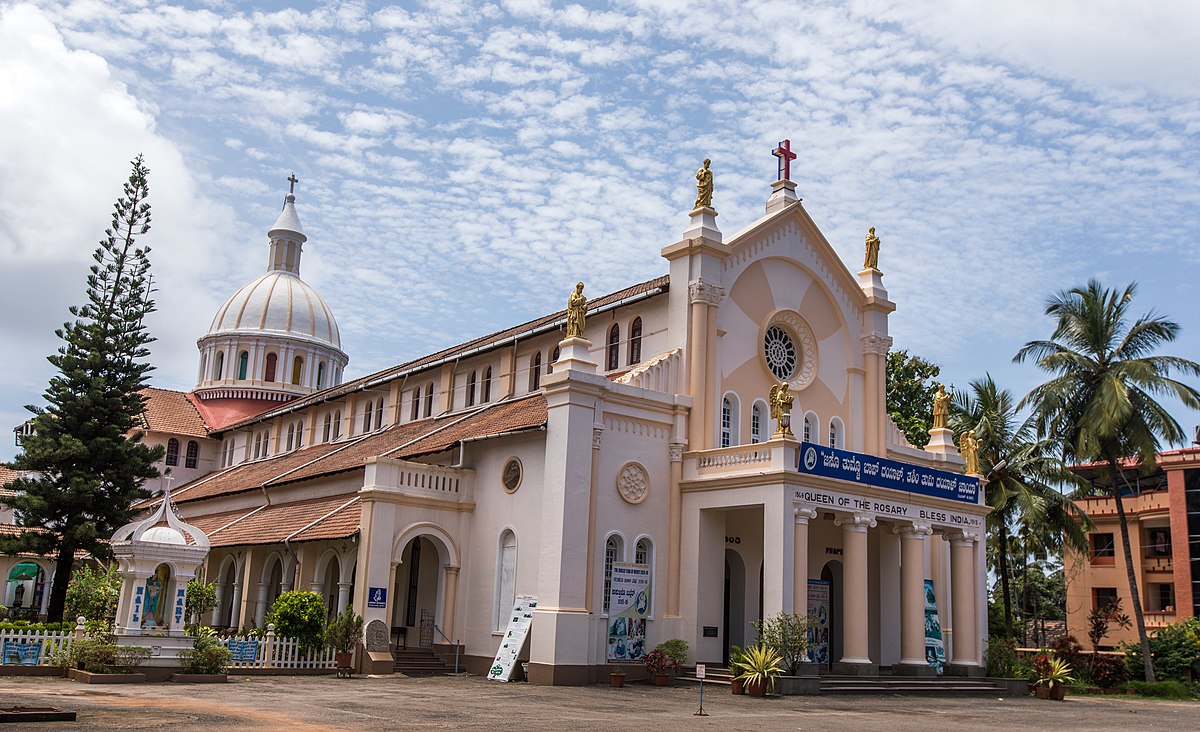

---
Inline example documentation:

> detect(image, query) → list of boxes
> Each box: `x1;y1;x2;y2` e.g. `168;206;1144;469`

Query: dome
140;525;187;545
206;271;341;350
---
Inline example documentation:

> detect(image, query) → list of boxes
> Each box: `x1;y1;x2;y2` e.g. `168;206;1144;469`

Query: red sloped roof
139;387;209;437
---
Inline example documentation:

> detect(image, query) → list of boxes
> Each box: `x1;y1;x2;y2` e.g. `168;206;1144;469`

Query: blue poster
2;640;41;666
924;580;945;675
798;442;979;504
807;579;830;664
228;639;259;662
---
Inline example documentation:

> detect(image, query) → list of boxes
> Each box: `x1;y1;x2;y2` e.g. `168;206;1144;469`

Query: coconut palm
950;374;1089;640
1015;280;1200;683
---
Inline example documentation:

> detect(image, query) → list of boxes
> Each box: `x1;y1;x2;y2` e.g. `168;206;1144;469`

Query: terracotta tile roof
149;395;547;508
139;387;209;437
0;525;93;559
221;275;669;431
194;494;360;548
1;466;24;497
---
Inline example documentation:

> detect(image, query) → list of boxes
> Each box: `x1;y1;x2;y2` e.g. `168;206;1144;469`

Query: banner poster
2;640;42;666
227;639;259;662
606;563;651;663
487;595;537;682
923;579;945;675
806;579;830;665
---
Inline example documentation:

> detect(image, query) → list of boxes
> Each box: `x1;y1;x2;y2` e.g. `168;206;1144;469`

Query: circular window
616;462;650;504
763;326;797;381
501;458;522;493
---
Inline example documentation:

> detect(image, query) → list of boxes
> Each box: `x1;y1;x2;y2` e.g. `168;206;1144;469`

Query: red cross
772;139;797;181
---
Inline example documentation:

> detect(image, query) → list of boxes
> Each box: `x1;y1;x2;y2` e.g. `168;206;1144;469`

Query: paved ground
0;673;1195;731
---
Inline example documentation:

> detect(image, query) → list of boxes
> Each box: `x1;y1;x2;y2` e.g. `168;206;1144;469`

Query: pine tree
0;155;163;622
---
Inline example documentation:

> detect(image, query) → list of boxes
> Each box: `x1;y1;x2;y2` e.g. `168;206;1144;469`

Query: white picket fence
219;628;336;670
0;627;75;666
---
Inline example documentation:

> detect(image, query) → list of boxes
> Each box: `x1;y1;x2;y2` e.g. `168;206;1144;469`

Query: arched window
607;324;620;370
425;383;434;417
316;362;326;389
237;351;249;380
635;537;654;615
603;534;624;614
291;356;303;385
362;402;373;433
411;387;420;421
466;371;477;408
260;430;270;458
751;402;764;443
629;317;642;365
264;353;278;382
494;529;518;631
332;410;342;440
165;438;179;467
374;399;384;430
287;423;296;451
214;351;224;380
721;394;740;447
482;367;492;403
185;440;199;469
804;412;816;444
529;353;542;391
828;418;843;449
295;420;304;449
322;414;332;443
549;346;559;374
253;432;262;459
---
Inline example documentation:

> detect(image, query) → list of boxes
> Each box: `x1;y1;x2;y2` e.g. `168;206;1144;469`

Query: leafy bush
1090;655;1130;689
641;647;673;675
732;644;785;692
1048;635;1086;679
751;612;811;675
1124;680;1197;700
184;580;218;626
66;636;150;674
656;639;689;667
986;636;1018;678
324;609;364;653
0;620;73;632
1124;616;1200;682
265;591;325;652
180;634;231;675
64;564;121;625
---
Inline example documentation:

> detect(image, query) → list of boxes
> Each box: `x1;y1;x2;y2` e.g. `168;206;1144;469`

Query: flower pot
654;672;670;686
746;679;766;697
730;677;746;695
1034;686;1050;700
1049;685;1067;701
610;674;626;688
335;651;354;678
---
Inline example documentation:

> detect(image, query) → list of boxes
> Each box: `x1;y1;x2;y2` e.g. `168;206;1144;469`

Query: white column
337;582;352;614
793;508;817;618
947;531;981;675
834;513;876;675
211;583;227;625
229;580;244;630
38;570;53;617
254;582;270;628
894;523;934;675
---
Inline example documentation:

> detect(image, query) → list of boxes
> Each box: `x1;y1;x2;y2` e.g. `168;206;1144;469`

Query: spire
267;174;307;275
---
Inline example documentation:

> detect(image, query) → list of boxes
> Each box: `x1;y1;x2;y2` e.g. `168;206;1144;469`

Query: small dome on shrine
140;525;187;545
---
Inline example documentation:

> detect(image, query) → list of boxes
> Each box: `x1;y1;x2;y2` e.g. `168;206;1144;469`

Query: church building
22;153;990;683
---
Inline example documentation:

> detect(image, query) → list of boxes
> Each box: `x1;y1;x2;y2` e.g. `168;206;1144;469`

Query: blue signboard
797;442;979;504
367;587;387;609
228;639;259;662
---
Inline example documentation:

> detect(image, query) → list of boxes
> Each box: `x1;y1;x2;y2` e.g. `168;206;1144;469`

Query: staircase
393;648;452;675
677;667;1012;696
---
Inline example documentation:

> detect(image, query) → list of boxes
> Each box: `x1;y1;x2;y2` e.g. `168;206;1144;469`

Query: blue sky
2;0;1200;461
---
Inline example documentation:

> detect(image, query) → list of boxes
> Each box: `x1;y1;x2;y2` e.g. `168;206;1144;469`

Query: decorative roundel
501;458;522;493
763;326;797;381
761;311;818;390
616;462;650;504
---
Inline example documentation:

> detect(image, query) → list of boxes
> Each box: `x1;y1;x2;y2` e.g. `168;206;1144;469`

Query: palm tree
1015;280;1200;682
949;374;1090;640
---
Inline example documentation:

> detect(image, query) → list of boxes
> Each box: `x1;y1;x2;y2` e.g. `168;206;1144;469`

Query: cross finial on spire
287;172;299;194
772;139;797;182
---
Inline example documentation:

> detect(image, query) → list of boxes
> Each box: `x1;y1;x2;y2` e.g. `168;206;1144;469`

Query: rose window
763;326;797;381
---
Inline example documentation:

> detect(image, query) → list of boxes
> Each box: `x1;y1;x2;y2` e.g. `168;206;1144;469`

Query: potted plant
641;648;673;686
324;608;364;678
733;644;784;697
728;645;747;695
610;666;626;688
1033;655;1074;701
657;639;689;675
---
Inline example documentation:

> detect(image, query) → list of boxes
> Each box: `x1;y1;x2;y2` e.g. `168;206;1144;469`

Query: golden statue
694;158;713;209
565;282;587;339
769;382;794;437
959;429;981;475
932;383;951;430
863;226;881;270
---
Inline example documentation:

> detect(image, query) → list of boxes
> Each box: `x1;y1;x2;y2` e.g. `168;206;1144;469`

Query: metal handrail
431;623;461;674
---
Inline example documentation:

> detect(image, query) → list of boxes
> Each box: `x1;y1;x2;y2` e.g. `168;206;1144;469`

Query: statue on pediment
694;158;713;209
769;382;794;436
932;383;951;429
863;227;881;270
566;282;587;339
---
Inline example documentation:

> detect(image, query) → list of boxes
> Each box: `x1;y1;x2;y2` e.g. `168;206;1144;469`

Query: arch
720;392;741;447
607;323;620;370
482;367;492;403
602;531;627;615
362;400;374;433
294;420;304;449
215;554;240;627
628;316;642;365
828;416;844;449
316;362;327;389
332;410;342;440
374;399;385;430
411;386;421;421
549;346;559;374
494;527;518;631
199;352;208;384
264;352;278;382
237;351;249;380
165;438;180;467
529;352;542;391
425;382;434;417
750;400;768;444
312;548;343;587
259;551;286;584
286;424;296;451
803;411;818;444
390;521;462;568
724;548;748;659
291;355;304;385
322;414;332;443
634;535;655;616
466;371;477;408
185;440;199;469
214;351;224;380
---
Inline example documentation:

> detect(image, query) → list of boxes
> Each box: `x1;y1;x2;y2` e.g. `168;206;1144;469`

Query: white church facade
6;160;988;683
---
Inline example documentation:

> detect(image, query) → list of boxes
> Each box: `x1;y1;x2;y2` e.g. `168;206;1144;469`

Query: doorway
821;561;844;666
722;548;746;664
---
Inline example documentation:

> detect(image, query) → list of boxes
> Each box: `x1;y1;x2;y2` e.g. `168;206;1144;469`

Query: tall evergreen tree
0;155;162;622
1016;280;1200;682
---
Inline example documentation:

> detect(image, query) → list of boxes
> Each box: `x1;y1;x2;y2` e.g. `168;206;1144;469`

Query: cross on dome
287;172;299;194
772;139;797;182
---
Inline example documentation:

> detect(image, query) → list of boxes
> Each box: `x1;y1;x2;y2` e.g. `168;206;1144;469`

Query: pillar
442;565;460;641
229;578;244;630
947;531;982;676
337;581;352;614
666;442;685;616
833;513;876;675
686;297;709;450
211;582;227;626
894;523;935;676
793;508;817;618
254;582;270;628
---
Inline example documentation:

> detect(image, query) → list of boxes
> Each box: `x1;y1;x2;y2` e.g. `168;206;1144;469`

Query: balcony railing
683;440;800;481
362;458;475;503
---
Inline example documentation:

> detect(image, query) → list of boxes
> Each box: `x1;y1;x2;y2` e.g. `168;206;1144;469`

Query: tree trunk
47;545;76;623
1110;461;1155;683
998;521;1013;639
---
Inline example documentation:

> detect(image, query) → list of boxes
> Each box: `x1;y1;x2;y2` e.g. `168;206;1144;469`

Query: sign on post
487;595;537;682
695;663;706;679
606;563;651;662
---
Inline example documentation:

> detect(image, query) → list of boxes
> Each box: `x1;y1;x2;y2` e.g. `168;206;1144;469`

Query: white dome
140;525;187;545
206;271;341;350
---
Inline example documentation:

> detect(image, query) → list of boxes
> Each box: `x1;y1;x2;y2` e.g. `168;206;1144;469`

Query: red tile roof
184;494;361;548
0;466;24;498
139;388;209;437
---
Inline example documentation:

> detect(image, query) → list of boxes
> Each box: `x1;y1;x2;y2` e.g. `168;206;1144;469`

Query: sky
2;0;1200;462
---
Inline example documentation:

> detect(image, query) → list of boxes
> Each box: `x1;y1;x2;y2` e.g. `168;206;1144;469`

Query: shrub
324;609;364;653
180;634;231;675
64;564;121;625
986;636;1018;678
1124;680;1198;700
0;620;72;632
641;648;674;675
265;591;325;652
1124;616;1200;682
1090;655;1130;689
751;612;811;675
1048;635;1086;679
656;639;689;667
65;636;148;674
